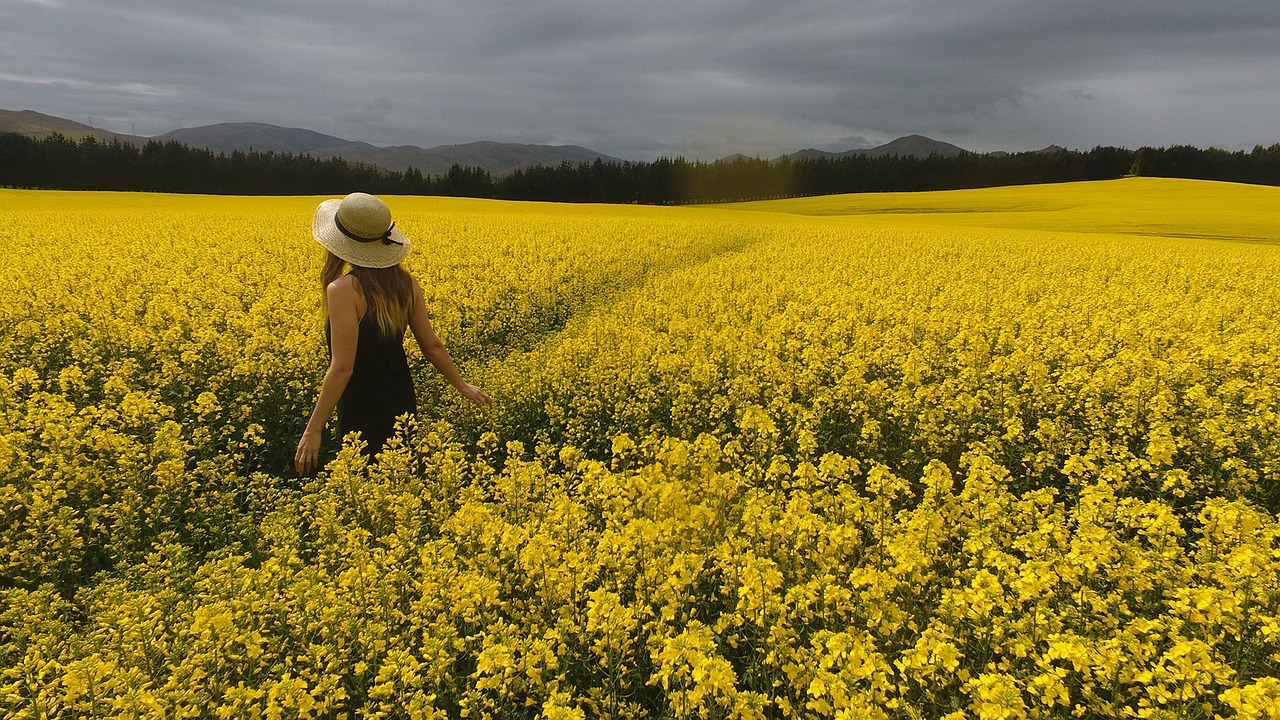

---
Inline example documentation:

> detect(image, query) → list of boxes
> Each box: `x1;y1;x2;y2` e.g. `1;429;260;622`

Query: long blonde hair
321;251;414;338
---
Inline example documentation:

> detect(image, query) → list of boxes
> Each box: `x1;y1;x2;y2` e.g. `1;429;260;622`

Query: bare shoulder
406;273;431;321
326;275;364;314
327;273;359;293
408;273;427;301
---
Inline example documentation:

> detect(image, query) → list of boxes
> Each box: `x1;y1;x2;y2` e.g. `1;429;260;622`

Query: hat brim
312;199;411;268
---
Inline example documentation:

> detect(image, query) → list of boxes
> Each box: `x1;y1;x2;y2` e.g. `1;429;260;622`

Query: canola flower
1;179;1279;718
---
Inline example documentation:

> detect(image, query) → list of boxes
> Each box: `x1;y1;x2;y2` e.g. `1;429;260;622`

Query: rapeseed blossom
2;179;1279;717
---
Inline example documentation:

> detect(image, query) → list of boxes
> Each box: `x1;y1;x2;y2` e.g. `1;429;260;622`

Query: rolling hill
787;134;969;160
0;109;148;146
153;122;366;156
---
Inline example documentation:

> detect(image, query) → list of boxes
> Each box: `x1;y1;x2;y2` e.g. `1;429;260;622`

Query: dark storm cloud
3;0;1277;159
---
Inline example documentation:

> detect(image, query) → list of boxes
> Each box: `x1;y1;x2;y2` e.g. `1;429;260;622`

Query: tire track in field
461;224;766;363
412;220;773;429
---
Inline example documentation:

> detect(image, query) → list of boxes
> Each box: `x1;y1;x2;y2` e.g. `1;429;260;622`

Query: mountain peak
786;135;969;161
860;135;968;158
154;122;362;155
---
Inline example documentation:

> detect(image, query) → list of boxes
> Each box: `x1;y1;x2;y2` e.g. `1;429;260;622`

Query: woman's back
327;307;416;453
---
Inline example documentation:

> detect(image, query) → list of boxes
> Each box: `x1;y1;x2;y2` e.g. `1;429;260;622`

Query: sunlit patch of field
732;177;1280;243
2;179;1279;718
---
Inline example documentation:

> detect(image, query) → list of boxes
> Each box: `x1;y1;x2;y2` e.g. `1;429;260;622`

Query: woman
295;192;491;475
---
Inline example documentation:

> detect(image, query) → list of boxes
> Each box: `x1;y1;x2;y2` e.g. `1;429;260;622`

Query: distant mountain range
153;123;622;176
0;110;619;176
2;108;1047;176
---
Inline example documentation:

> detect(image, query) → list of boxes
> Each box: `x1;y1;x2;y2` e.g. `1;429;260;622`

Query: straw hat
312;192;411;268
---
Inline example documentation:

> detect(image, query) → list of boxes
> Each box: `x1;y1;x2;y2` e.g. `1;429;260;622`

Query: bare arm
408;278;492;408
295;279;361;474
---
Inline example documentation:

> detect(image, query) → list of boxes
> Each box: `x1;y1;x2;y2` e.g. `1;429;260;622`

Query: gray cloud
3;0;1277;159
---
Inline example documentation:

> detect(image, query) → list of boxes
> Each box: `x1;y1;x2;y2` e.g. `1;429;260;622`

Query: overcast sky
3;0;1277;160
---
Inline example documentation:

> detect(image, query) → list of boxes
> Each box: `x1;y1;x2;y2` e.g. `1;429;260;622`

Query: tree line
3;131;1279;203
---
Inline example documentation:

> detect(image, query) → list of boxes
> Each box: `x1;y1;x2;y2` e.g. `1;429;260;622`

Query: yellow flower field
2;178;1279;718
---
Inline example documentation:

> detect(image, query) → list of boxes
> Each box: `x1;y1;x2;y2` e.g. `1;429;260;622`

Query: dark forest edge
3;131;1280;203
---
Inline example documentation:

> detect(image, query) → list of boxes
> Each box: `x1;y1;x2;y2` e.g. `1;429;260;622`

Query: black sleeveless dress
327;314;416;455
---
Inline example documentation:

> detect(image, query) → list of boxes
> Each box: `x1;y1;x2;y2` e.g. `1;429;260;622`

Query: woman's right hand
295;428;322;475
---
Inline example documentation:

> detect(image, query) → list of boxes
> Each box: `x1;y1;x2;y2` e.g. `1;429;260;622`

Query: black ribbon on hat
335;216;403;245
